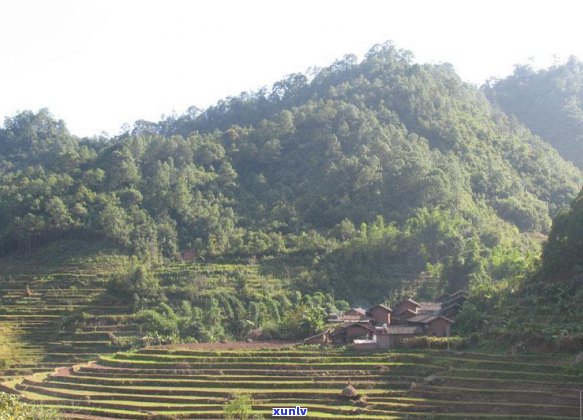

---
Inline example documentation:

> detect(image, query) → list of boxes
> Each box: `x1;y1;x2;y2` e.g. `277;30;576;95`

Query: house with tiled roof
327;307;372;323
345;307;367;317
362;325;423;349
366;304;393;325
393;298;421;317
329;322;377;344
407;313;453;337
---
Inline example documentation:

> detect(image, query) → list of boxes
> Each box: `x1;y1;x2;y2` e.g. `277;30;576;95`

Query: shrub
0;393;60;419
107;263;164;309
224;393;253;420
136;305;179;336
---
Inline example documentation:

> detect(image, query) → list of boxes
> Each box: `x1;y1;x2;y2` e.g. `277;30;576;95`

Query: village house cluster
305;291;467;349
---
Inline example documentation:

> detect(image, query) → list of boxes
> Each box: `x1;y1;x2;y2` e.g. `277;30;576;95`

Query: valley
0;41;582;418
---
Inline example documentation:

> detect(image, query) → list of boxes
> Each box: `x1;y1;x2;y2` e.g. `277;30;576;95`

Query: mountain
483;57;583;170
0;42;581;303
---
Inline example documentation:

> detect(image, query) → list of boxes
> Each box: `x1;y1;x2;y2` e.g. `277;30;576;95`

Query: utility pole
579;389;582;420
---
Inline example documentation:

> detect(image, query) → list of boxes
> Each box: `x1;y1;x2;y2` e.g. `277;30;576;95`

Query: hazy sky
1;0;582;137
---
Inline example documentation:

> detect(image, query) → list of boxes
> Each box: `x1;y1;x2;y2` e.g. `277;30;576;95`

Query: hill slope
460;188;583;350
0;43;581;304
484;57;583;170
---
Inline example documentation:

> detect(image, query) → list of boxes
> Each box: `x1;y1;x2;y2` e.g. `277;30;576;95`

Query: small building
444;291;467;308
427;316;453;337
376;325;424;348
418;302;443;313
407;313;453;337
180;249;196;262
436;290;467;318
332;307;372;323
437;290;467;305
366;304;393;325
330;322;376;344
393;298;420;316
344;307;367;317
393;308;417;324
442;302;463;318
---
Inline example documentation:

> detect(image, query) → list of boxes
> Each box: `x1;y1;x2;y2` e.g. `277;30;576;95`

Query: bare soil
52;366;73;377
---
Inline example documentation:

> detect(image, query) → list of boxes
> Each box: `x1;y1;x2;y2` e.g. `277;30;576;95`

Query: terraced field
4;345;582;419
155;261;286;298
0;251;139;380
0;241;286;381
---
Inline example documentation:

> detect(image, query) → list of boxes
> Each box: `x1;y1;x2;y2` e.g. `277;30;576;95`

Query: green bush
108;263;164;309
136;304;180;336
0;393;59;419
223;393;254;420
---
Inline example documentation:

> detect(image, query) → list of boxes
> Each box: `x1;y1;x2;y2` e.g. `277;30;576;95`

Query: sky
1;0;582;137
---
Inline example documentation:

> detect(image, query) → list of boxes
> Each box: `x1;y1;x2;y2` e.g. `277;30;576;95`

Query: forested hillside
1;43;581;306
460;187;583;349
484;57;583;170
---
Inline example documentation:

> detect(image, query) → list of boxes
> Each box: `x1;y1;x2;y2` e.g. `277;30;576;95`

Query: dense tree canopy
540;187;583;277
0;43;581;304
484;57;583;170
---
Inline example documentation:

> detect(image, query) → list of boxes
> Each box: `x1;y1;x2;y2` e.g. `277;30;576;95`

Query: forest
1;42;582;343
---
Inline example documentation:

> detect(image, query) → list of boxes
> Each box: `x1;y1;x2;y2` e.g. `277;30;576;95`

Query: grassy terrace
4;346;582;419
0;241;141;380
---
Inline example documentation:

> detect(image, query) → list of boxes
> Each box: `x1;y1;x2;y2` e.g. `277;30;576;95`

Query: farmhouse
306;291;464;348
342;307;372;322
394;308;417;322
375;325;424;348
366;304;392;325
180;249;196;262
407;313;453;337
393;298;420;316
329;322;376;344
